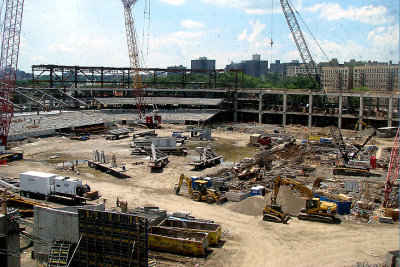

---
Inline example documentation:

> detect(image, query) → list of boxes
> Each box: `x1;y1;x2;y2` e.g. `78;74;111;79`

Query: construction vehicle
121;1;162;128
330;126;376;177
145;114;162;129
147;143;169;170
263;175;337;223
175;173;227;204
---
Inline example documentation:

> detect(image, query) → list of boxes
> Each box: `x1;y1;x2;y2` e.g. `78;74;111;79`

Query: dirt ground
8;124;398;267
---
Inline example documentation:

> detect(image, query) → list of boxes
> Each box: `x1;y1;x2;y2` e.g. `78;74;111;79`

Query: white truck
19;171;92;202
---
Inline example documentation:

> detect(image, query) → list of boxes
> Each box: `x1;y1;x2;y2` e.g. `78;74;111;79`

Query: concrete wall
0;212;20;267
8;129;56;141
33;203;105;258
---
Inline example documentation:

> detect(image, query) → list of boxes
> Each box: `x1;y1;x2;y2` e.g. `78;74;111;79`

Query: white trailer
19;171;91;202
19;171;57;197
54;177;83;196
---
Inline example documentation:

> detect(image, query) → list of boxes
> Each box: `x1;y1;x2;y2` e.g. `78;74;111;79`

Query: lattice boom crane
121;0;146;122
280;0;321;88
0;0;25;154
384;127;400;207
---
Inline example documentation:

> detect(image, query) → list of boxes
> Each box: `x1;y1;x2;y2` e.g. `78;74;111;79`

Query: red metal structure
384;127;400;207
0;0;24;153
121;0;146;122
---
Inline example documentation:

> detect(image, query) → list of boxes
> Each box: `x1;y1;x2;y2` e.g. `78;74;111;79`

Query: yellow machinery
175;173;227;204
263;175;337;223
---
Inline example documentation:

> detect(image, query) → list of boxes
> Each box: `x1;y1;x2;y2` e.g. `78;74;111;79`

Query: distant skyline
13;0;400;72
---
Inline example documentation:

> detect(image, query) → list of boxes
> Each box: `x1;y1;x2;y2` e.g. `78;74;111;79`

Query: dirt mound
265;186;306;216
227;195;266;216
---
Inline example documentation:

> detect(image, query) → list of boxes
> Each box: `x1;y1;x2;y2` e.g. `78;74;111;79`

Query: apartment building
353;62;399;93
321;66;354;93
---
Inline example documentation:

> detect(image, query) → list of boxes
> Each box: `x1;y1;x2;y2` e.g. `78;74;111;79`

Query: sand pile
227;186;306;216
274;186;306;215
227;195;266;216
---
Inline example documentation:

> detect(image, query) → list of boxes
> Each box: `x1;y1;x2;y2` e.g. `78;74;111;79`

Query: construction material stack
188;145;222;169
147;143;169;170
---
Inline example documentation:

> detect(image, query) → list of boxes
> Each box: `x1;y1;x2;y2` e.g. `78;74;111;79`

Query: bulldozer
263;175;337;223
175;173;227;204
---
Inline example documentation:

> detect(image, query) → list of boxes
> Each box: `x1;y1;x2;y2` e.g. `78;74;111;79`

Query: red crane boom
0;0;25;153
384;127;400;207
121;0;146;122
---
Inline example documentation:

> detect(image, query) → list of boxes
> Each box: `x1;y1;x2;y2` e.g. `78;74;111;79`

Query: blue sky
14;0;400;72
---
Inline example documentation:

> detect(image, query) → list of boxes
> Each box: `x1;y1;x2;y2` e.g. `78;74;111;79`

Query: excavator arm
265;175;336;223
175;173;193;196
271;175;313;203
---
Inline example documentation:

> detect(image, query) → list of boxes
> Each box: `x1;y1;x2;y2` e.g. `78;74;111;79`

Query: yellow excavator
263;175;337;223
175;173;227;204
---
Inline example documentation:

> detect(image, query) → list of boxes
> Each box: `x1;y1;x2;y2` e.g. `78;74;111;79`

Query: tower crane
280;0;320;88
0;0;25;158
383;127;400;208
121;0;146;122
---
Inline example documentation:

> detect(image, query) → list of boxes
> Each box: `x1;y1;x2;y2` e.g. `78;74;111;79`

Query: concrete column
233;91;238;122
258;91;263;124
367;97;372;116
359;95;364;131
283;92;287;126
338;94;343;129
388;95;393;127
308;92;313;127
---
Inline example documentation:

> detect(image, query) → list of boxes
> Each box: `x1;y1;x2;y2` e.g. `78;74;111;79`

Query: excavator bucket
217;195;228;205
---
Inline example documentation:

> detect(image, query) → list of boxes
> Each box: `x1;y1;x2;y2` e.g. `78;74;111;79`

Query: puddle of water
185;138;259;164
54;160;88;168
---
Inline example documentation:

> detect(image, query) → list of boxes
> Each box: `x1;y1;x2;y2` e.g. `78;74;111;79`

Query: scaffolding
73;209;149;267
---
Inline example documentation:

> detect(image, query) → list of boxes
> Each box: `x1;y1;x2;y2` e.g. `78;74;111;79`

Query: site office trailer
19;171;57;196
54;176;83;196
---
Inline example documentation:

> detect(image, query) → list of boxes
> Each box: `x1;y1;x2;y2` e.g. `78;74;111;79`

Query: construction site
0;0;399;267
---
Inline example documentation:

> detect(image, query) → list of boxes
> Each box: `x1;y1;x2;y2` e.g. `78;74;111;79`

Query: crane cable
288;0;359;114
141;0;151;67
270;0;274;65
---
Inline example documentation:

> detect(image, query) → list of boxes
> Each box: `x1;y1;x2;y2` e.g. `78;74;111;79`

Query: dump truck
19;171;94;202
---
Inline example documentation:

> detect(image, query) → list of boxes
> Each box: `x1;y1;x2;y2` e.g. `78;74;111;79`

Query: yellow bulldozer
263;175;337;223
175;173;227;204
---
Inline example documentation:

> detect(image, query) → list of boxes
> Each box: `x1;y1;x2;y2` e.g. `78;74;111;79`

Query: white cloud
201;0;303;12
367;25;399;58
248;21;266;43
245;9;269;15
151;31;207;49
306;3;394;25
181;19;204;30
29;55;47;62
159;0;185;6
238;21;269;50
47;43;74;52
238;29;247;41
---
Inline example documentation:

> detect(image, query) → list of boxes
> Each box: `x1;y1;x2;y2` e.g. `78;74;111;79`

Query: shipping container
314;193;352;215
149;226;209;256
159;218;222;245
